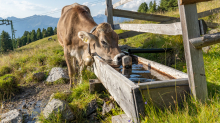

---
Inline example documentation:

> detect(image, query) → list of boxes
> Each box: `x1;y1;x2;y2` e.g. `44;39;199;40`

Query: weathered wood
138;56;188;79
114;23;182;35
122;55;132;68
106;0;114;28
180;0;212;5
178;1;208;101
190;32;220;48
199;19;207;35
93;56;144;123
113;9;177;22
112;114;131;123
113;0;133;8
89;79;106;94
140;78;189;107
118;31;145;39
206;22;219;29
198;7;220;18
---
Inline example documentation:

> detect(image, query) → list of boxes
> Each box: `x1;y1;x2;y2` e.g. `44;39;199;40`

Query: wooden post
178;0;208;102
106;0;114;29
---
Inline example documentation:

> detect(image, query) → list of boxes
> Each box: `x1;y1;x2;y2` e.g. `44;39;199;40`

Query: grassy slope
1;1;220;122
115;0;220;122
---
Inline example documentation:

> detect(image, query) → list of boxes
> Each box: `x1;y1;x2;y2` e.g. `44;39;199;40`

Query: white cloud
83;2;89;6
13;0;47;11
121;0;159;11
91;4;96;6
97;9;105;15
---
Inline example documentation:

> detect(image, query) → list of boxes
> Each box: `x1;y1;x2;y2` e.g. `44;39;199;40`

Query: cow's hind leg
64;46;76;89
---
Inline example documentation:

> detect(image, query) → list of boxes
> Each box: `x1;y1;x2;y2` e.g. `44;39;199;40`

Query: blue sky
0;0;159;18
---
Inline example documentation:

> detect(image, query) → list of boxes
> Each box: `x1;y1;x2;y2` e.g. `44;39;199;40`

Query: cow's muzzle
113;53;125;64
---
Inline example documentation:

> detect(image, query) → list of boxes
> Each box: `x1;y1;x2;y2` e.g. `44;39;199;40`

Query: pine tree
138;2;149;13
0;30;13;52
149;0;157;13
16;38;22;48
158;0;178;12
21;36;27;46
30;30;36;42
36;28;42;40
47;27;54;36
54;27;57;35
27;33;30;44
42;28;47;38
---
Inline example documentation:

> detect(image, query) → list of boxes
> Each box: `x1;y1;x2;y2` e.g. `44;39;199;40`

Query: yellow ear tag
83;37;89;43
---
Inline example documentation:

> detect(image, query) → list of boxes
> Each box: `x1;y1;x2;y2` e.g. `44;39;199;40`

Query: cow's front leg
64;46;75;89
79;62;86;84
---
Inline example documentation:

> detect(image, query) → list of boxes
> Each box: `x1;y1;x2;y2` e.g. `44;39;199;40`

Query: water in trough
109;63;161;83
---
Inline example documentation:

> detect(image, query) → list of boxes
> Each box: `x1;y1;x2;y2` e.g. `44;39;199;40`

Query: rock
49;93;55;102
202;46;211;53
102;101;115;115
46;67;69;82
33;72;45;81
43;99;74;121
86;99;98;117
0;109;23;123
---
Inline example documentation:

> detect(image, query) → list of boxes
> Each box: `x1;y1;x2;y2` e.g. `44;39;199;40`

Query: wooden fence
98;0;220;122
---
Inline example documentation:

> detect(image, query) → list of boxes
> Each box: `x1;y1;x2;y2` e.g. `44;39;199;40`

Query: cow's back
57;3;95;48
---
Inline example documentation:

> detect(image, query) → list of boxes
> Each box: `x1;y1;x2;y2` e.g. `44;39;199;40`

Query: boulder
33;72;45;81
102;101;115;115
0;109;23;123
86;99;98;117
46;67;69;82
43;99;74;121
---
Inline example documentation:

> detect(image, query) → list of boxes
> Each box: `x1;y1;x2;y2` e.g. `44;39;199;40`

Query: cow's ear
78;31;91;44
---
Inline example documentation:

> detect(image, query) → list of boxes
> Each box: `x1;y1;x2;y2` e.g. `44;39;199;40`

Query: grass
0;35;66;87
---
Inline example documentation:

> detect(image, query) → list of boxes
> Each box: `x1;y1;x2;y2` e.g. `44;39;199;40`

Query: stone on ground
43;99;74;121
46;67;69;82
33;72;45;81
0;109;23;123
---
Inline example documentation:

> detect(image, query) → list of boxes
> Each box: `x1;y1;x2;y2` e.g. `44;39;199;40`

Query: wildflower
145;101;147;105
128;120;131;122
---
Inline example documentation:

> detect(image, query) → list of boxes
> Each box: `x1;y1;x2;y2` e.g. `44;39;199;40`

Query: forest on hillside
0;27;57;53
138;0;178;13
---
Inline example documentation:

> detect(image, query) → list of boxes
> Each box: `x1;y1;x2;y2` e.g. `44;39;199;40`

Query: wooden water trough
92;53;189;123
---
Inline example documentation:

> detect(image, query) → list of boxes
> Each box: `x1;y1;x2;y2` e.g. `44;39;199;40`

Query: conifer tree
0;30;13;52
36;28;42;40
138;2;149;13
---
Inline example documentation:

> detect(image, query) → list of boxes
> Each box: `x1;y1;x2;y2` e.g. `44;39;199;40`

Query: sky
0;0;159;19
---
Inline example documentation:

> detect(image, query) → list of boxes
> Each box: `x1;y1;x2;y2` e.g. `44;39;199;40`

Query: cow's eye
101;41;108;46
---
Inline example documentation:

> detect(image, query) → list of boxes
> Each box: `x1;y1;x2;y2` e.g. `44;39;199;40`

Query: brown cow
57;3;125;88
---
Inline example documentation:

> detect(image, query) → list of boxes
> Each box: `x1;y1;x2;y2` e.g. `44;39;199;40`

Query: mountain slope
0;15;130;38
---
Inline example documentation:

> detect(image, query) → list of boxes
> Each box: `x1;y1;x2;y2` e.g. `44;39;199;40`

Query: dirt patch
0;83;70;123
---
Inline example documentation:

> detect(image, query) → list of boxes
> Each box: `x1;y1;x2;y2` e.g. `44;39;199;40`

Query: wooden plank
113;9;177;22
106;0;114;28
113;0;133;8
93;56;144;123
140;79;189;107
178;0;208;101
138;56;188;79
118;31;145;39
198;7;220;18
114;23;182;35
112;114;131;123
206;22;219;29
180;0;212;5
190;32;220;48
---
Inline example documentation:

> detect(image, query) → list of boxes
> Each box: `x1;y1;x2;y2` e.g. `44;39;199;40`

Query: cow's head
78;23;125;64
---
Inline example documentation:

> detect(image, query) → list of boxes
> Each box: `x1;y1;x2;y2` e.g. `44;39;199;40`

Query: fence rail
103;0;219;122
